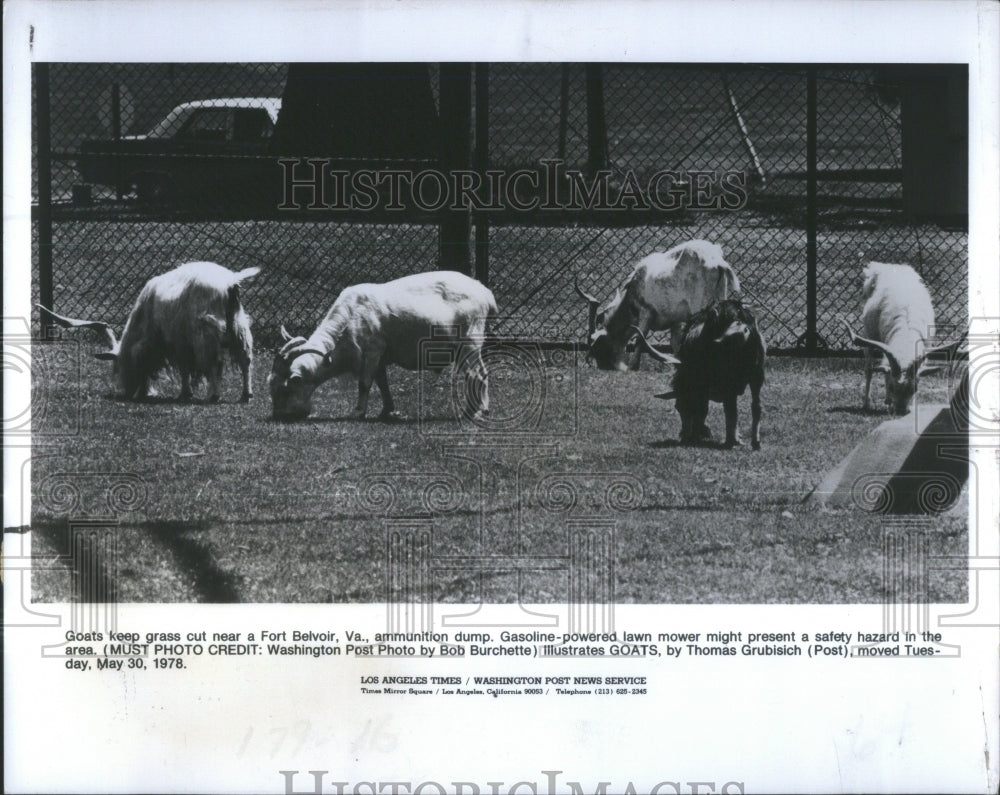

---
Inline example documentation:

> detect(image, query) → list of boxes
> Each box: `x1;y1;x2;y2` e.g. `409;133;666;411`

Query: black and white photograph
4;1;998;793
19;60;977;604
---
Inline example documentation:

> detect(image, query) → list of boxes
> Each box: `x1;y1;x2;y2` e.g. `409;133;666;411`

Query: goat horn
573;276;599;306
630;326;681;365
37;304;119;351
280;324;295;342
839;316;901;371
277;335;310;357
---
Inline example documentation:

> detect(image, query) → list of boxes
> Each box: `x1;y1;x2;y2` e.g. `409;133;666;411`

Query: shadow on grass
31;520;118;602
33;518;245;602
143;520;243;602
30;513;247;602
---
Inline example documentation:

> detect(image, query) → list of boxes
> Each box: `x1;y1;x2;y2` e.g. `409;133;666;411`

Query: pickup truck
76;97;282;203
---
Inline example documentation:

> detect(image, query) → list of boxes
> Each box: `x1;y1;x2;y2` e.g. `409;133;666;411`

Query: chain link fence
32;63;967;350
483;64;966;347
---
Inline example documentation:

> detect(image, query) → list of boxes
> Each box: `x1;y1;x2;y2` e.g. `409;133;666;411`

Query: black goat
633;300;766;449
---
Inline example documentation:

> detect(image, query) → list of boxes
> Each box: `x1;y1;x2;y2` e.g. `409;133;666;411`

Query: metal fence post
36;63;54;336
558;65;570;161
585;64;608;174
112;82;123;202
439;63;473;275
792;66;829;352
31;64;965;352
802;66;819;353
475;64;490;287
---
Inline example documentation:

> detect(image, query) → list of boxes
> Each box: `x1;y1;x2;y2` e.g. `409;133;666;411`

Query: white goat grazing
39;261;260;402
269;271;496;421
842;262;953;415
576;239;741;371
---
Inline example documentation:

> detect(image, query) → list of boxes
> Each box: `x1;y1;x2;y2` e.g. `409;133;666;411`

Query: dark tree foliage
271;63;440;159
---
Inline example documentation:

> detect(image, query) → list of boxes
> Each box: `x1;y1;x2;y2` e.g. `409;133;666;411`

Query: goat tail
233;266;262;283
224;283;254;366
226;283;241;340
718;263;741;300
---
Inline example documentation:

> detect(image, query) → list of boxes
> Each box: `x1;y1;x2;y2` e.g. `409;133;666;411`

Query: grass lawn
29;346;967;604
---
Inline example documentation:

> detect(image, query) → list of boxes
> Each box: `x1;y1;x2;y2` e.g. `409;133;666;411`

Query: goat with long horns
38;262;259;402
842;262;964;415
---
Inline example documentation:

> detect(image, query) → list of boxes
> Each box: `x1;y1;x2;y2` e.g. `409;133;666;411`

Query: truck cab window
180;108;232;142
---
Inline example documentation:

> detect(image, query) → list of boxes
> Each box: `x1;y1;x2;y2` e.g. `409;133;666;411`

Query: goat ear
94;351;117;361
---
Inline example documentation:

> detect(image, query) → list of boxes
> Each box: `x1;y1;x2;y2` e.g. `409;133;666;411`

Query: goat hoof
351;410;367;421
178;393;193;403
241;393;252;403
751;440;761;451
